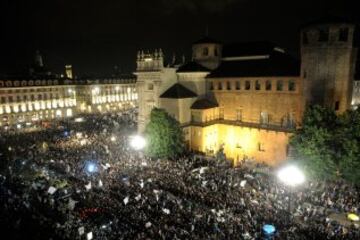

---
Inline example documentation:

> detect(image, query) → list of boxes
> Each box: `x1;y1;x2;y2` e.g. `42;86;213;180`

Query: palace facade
0;53;137;132
136;17;360;165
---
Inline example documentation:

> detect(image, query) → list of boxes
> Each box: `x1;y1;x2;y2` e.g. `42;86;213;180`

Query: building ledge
182;119;295;133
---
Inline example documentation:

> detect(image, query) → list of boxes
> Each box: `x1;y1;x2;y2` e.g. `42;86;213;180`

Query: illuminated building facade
0;52;137;131
0;77;137;131
137;17;360;165
0;78;76;129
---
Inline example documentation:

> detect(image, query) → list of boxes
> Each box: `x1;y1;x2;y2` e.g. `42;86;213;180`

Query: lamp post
277;165;305;221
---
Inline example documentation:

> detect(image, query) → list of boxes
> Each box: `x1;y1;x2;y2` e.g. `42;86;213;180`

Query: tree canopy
144;108;185;159
291;105;360;184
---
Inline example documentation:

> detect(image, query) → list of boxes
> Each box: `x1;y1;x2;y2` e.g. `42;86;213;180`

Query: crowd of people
0;109;359;240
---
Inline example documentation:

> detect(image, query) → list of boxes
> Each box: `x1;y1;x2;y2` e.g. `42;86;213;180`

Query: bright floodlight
277;165;305;187
110;136;117;142
130;135;146;150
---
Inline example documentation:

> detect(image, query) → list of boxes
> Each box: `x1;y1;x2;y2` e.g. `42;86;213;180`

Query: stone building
301;16;358;113
136;17;360;165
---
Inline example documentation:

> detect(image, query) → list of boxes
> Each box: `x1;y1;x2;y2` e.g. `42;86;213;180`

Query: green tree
291;105;360;183
144;108;185;159
337;108;360;183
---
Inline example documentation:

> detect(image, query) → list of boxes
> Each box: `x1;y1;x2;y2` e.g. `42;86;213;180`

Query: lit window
260;112;268;125
34;102;40;110
56;110;62;117
236;109;242;121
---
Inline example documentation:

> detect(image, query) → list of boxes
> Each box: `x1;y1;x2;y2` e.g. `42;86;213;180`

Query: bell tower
300;18;358;113
134;49;177;132
192;37;222;70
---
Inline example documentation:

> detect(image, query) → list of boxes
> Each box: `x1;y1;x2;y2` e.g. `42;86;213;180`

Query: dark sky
0;0;358;77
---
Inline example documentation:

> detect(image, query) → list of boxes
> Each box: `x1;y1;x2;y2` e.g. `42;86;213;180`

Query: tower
65;65;73;79
34;50;44;68
134;49;177;132
300;17;358;113
192;37;222;70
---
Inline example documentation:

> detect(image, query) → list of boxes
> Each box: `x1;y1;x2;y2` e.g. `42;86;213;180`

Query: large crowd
0;109;359;240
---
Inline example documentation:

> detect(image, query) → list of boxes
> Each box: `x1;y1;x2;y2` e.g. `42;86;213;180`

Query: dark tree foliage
144;108;185;159
291;105;360;184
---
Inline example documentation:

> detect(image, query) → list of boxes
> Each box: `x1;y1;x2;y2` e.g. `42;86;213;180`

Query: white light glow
277;165;305;187
92;87;100;95
130;135;146;150
74;117;84;122
66;108;73;117
56;110;62;117
110;136;116;142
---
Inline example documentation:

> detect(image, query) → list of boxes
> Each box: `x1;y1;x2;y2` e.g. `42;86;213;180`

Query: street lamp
277;165;305;187
277;165;305;220
129;135;146;150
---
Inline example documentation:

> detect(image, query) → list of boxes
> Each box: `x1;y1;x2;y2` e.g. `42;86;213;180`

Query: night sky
0;0;357;77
